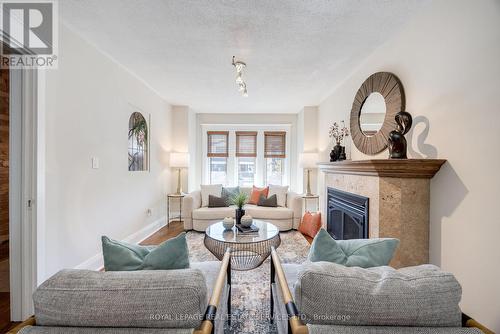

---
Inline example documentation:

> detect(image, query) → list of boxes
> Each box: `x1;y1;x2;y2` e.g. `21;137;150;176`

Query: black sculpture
388;111;412;159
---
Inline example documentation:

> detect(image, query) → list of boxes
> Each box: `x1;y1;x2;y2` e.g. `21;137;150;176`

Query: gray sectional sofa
11;252;231;334
270;248;485;334
182;187;303;232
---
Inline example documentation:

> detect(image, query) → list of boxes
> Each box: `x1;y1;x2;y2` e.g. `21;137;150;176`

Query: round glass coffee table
204;220;281;271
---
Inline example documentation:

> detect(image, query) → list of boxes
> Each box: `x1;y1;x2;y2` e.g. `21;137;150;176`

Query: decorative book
236;223;259;233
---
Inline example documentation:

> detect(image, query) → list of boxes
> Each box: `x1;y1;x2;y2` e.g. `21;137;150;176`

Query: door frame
3;28;43;320
9;68;41;321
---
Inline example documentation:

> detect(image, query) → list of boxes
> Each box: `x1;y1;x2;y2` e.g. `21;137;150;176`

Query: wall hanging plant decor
128;111;149;171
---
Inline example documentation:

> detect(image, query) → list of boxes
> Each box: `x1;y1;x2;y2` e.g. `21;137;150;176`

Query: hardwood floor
140;221;312;246
140;221;185;246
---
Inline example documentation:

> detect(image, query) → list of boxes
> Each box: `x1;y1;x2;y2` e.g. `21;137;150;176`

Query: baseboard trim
75;217;166;271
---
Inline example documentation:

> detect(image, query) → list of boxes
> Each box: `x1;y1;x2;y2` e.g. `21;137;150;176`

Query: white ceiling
60;0;429;114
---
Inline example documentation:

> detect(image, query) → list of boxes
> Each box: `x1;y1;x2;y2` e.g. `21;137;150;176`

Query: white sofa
182;187;303;232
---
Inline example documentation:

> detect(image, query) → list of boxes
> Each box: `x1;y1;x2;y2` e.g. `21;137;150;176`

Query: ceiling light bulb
243;89;248;97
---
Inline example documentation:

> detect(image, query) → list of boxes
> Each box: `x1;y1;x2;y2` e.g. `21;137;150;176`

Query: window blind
207;131;229;157
264;131;286;158
236;131;257;157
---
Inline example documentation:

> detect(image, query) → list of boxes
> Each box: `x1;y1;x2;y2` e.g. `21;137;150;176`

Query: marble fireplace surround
318;159;446;268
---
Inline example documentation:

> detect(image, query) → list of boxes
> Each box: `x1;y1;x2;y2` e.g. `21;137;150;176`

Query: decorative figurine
388;111;412;159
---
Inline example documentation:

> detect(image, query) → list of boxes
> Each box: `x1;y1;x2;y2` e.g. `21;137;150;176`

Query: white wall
297;106;319;195
43;24;172;278
171;106;191;194
317;0;500;330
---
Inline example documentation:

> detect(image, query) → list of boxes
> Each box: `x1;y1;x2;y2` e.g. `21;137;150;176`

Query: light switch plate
91;157;99;169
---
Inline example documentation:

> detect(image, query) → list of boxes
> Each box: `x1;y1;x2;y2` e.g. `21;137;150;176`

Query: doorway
0;54;10;331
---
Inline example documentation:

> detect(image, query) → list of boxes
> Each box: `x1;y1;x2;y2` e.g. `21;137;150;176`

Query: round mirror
359;92;386;136
350;72;405;155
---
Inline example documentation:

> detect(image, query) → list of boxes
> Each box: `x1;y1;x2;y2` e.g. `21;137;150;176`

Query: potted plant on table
230;193;248;225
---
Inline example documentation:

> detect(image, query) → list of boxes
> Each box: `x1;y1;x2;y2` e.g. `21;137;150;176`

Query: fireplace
327;187;369;239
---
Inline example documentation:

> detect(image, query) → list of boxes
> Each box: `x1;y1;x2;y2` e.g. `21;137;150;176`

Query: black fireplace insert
327;187;369;239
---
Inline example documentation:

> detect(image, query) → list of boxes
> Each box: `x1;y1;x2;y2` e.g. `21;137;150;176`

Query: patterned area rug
186;230;310;334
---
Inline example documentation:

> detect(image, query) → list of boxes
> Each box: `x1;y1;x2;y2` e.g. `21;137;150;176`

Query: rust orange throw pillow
249;186;269;205
299;212;322;238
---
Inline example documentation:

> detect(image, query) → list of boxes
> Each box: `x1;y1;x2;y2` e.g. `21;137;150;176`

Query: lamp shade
299;152;319;169
169;152;190;168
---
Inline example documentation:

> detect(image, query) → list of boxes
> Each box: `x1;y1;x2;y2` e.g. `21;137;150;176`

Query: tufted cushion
33;269;207;328
295;262;463;327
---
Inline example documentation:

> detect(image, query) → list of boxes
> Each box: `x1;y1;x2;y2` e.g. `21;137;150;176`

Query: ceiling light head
232;56;248;97
232;56;246;72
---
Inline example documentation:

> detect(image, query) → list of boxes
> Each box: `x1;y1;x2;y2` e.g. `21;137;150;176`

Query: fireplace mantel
318;159;446;179
319;158;447;268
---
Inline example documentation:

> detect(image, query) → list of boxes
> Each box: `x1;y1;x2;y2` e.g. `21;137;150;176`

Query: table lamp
299;152;319;196
170;152;190;195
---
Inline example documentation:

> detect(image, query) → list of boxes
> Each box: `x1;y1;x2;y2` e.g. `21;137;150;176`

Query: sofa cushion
306;325;483;334
221;186;239;203
192;206;236;220
248;186;269;205
200;184;222;207
295;262;462;327
33;269;207;328
102;233;189;271
244;204;293;220
268;184;289;207
308;229;399;268
258;194;278;207
208;195;228;208
298;212;322;238
19;328;193;333
239;187;252;198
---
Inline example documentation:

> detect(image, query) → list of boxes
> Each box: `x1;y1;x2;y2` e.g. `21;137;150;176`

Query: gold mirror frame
350;72;405;155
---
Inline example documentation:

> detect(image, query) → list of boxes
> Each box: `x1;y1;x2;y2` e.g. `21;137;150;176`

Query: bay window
236;131;257;187
207;131;229;185
264;131;286;185
204;129;288;187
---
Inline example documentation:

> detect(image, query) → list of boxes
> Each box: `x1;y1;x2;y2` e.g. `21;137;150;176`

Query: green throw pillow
102;232;190;271
222;186;240;204
308;229;399;268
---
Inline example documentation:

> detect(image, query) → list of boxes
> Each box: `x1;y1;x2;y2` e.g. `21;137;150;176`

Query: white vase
222;217;234;230
240;215;253;227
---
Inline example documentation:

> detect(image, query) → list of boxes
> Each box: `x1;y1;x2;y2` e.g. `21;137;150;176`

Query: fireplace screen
327;188;368;239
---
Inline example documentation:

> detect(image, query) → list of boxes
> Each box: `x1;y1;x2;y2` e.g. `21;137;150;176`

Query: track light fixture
232;56;248;97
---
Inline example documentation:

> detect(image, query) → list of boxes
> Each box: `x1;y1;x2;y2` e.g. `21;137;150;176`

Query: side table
167;193;185;226
302;194;320;213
